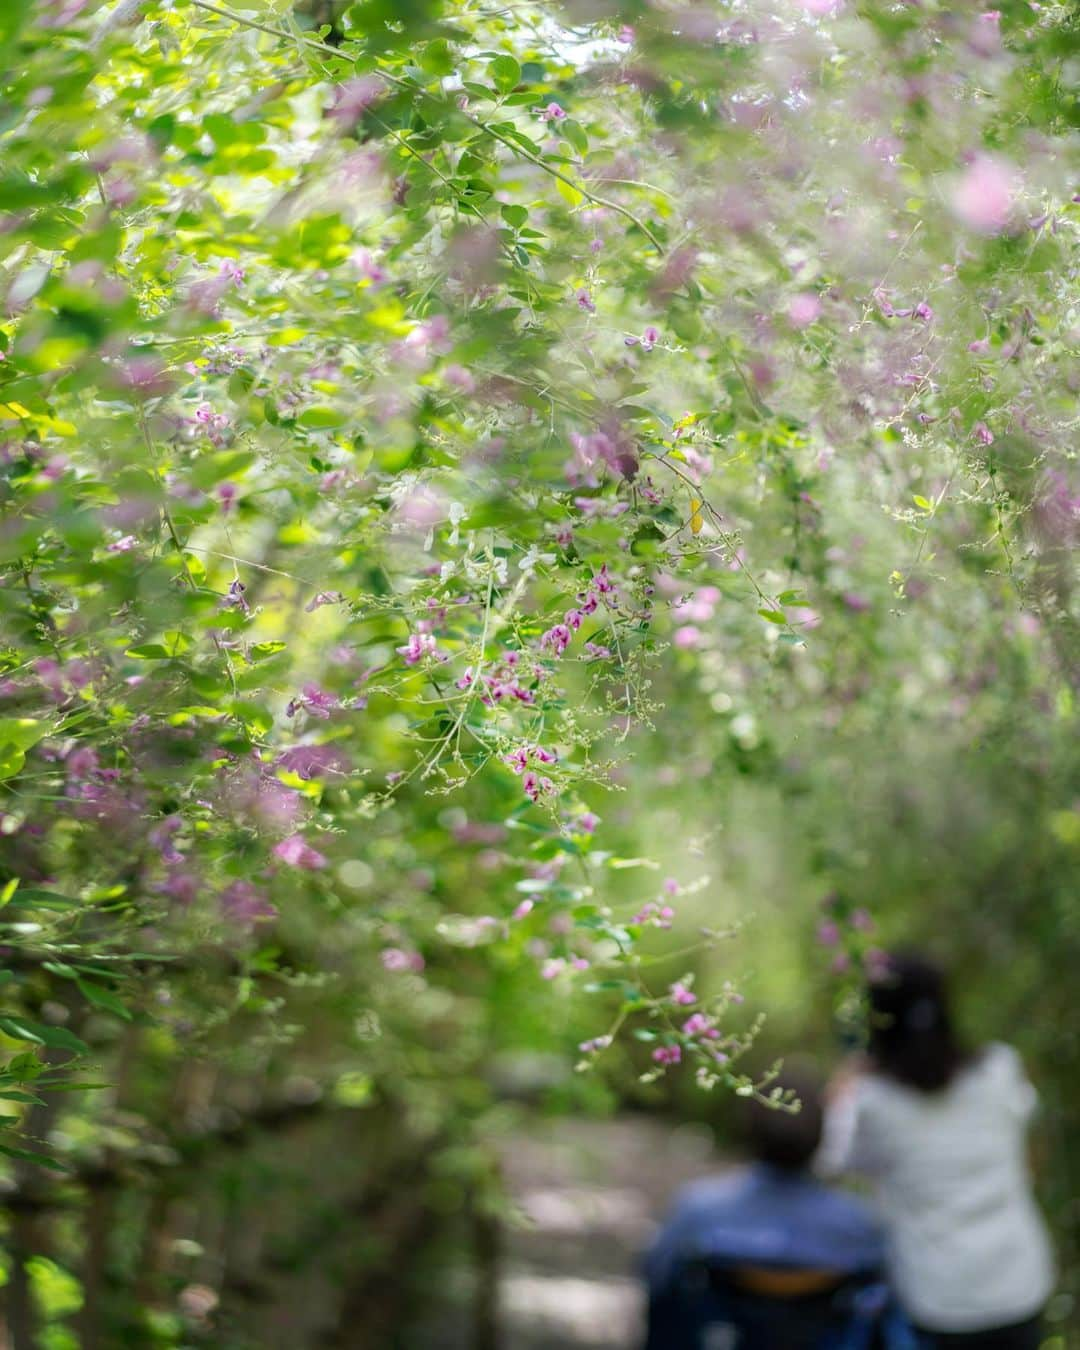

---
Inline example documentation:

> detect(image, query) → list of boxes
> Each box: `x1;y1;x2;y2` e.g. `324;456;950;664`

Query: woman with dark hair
821;953;1054;1350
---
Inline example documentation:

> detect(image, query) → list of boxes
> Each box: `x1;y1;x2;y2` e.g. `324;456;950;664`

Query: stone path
494;1115;724;1349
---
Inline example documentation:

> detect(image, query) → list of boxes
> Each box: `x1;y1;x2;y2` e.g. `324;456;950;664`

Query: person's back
821;953;1054;1347
827;1044;1053;1333
644;1070;903;1350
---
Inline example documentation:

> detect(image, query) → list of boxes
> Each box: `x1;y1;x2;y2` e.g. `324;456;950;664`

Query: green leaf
0;1141;70;1172
125;644;171;660
0;718;45;751
489;55;521;93
0;745;26;780
913;494;932;510
298;406;347;429
561;119;588;156
0;1018;88;1055
419;38;455;76
757;607;787;625
189;450;256;490
76;980;131;1021
4;889;81;910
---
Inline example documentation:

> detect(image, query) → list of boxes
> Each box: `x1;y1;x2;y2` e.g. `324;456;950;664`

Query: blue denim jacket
644;1165;919;1350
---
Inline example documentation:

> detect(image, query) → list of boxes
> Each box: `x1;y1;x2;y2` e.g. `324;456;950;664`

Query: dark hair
744;1067;824;1172
867;951;968;1093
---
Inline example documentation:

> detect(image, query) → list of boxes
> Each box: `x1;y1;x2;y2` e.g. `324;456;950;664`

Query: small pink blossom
273;834;328;869
652;1045;682;1066
512;899;534;920
539;102;567;122
952;154;1014;234
972;421;994;446
305;590;345;612
107;534;138;553
579;1034;612;1053
788;292;822;327
539;623;573;657
381;946;425;972
575;287;596;313
669;981;697;1006
397;632;440;665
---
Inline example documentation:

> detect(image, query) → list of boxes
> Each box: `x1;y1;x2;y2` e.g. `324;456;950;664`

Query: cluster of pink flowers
624;325;660;351
381;947;425;973
538;569;614;660
221;880;277;928
669;980;697;1006
819;893;879;974
631;898;676;929
285;683;339;719
652;1044;682;1066
504;744;558;802
457;649;537;705
188;261;244;314
273;833;328;870
191;401;230;445
396;630;442;666
541;954;590;979
873;290;934;323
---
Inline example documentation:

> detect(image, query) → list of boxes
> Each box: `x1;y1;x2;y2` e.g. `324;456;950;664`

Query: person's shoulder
669;1169;751;1215
967;1041;1025;1083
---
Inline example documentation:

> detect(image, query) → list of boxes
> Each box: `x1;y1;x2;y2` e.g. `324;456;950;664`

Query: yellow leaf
690;499;703;535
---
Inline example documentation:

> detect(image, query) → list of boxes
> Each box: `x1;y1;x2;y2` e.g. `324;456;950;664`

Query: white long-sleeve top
819;1043;1054;1332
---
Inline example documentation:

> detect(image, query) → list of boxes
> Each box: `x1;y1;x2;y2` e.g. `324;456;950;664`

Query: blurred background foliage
0;0;1077;1343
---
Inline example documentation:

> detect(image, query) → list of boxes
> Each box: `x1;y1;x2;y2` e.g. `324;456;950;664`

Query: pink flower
817;920;840;947
505;747;530;773
221;881;277;927
788;292;822;328
396;632;440;665
575;288;596;313
851;908;875;933
273;834;328;869
533;746;558;764
107;534;138;553
576;811;600;833
683;1013;711;1036
972;421;994;446
328;77;383;126
952;154;1014;234
669;981;697;1006
652;1045;682;1066
539;102;567;121
579;1035;612;1053
381;947;425;972
305;590;345;612
673;625;700;649
512;899;534;920
349;249;389;287
541;957;566;979
539;623;572;657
